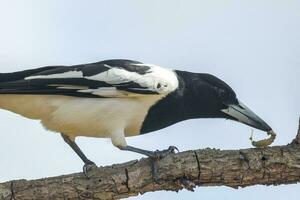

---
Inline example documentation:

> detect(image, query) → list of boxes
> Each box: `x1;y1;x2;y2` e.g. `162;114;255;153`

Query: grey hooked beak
221;100;272;132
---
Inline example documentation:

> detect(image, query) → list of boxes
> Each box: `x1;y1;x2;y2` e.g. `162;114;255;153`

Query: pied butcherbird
0;59;272;175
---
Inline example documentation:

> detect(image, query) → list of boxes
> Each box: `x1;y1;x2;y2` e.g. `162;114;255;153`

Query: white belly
0;95;162;140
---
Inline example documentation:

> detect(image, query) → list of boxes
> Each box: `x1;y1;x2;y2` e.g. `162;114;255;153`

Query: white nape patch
25;71;83;80
134;63;179;94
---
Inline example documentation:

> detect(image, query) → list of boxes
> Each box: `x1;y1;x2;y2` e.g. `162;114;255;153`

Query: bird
0;59;273;176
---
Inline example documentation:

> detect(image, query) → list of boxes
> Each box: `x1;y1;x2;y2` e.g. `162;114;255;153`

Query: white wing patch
85;64;178;95
48;85;89;90
79;87;125;97
86;67;138;84
25;71;83;80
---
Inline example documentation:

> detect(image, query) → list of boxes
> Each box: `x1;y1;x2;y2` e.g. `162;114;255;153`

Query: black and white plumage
0;60;178;97
0;60;180;147
0;59;272;172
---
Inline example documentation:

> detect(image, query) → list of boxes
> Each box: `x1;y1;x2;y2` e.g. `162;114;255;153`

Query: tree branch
1;120;300;200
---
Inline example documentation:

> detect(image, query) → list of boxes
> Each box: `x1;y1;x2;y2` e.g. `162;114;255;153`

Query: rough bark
1;119;300;200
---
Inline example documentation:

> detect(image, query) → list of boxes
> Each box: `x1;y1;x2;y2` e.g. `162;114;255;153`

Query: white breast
0;95;163;140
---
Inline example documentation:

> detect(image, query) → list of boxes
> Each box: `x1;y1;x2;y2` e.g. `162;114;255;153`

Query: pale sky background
0;0;299;199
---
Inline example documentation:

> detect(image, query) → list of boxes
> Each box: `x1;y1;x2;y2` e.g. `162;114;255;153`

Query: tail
0;66;59;83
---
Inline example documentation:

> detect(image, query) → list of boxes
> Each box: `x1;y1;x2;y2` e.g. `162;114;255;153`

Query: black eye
218;89;228;100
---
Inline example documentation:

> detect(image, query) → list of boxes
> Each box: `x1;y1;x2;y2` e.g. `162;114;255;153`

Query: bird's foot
83;160;97;178
149;146;179;182
151;146;179;159
119;145;179;182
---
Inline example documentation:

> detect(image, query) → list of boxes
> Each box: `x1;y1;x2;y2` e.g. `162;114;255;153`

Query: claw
83;160;97;178
169;146;179;153
153;146;179;159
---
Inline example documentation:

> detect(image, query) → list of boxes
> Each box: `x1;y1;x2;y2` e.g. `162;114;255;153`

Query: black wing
0;59;178;98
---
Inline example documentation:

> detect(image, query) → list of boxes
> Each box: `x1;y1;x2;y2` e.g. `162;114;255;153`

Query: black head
176;71;272;132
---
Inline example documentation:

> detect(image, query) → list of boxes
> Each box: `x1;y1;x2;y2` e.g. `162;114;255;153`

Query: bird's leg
111;129;179;181
61;133;96;176
119;145;179;181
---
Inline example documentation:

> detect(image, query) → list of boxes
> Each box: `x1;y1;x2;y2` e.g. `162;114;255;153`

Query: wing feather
0;59;179;98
